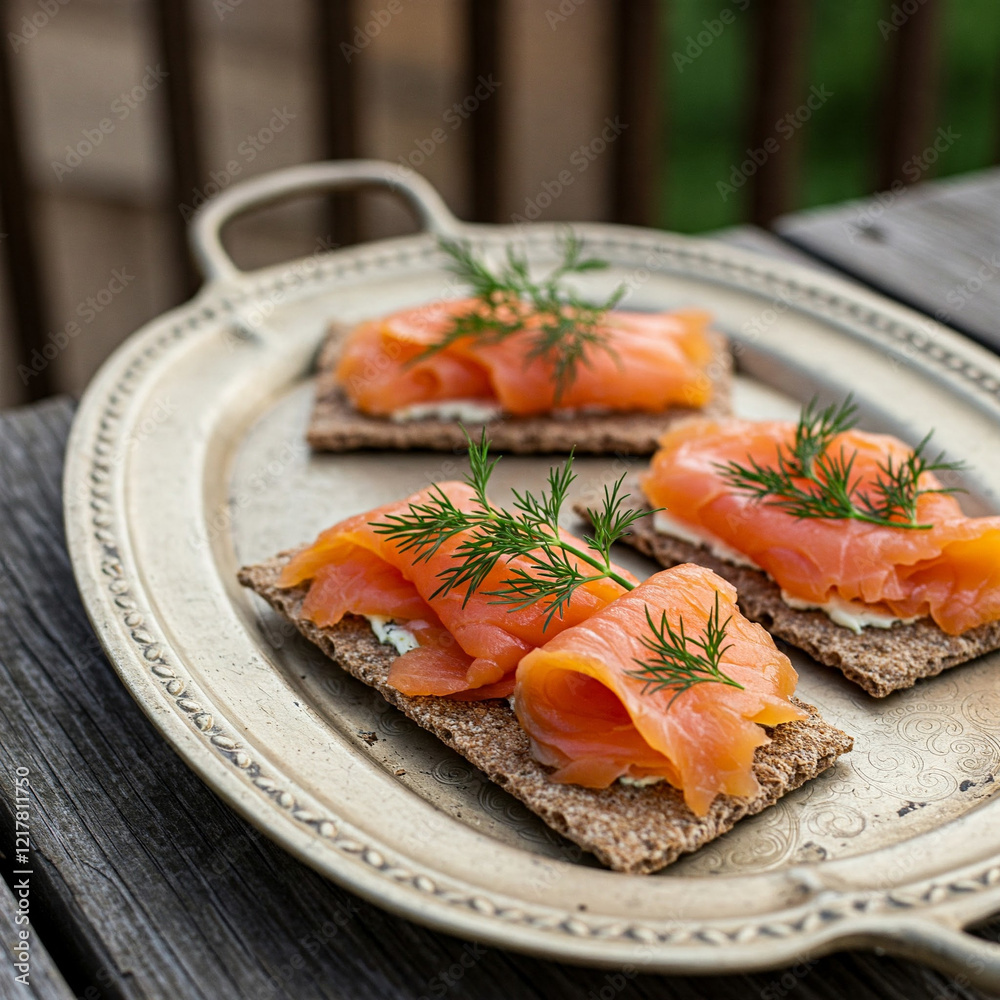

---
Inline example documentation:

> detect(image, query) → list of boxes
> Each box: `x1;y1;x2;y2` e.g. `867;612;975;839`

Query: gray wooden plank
710;224;843;274
774;168;1000;352
0;397;995;1000
0;878;72;1000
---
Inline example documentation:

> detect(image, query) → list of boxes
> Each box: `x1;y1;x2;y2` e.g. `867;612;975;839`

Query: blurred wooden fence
0;0;948;407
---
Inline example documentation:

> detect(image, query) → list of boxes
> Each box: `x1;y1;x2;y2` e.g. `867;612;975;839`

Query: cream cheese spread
390;400;621;423
618;775;664;788
366;615;420;655
778;592;920;635
651;512;922;632
390;400;503;423
652;511;763;570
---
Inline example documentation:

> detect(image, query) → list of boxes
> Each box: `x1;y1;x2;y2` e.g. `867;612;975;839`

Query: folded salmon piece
514;563;806;817
335;298;716;417
278;482;635;699
641;418;1000;635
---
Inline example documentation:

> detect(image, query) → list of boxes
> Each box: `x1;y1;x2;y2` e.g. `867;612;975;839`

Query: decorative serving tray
65;161;1000;987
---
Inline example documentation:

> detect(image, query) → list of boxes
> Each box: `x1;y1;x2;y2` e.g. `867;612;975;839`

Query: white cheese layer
390;400;620;423
651;513;922;633
390;400;503;423
366;615;420;655
618;775;664;788
652;511;762;570
779;593;920;635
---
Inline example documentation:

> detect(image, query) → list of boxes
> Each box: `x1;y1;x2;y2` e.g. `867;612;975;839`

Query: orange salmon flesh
335;299;716;416
277;489;807;815
278;482;634;699
513;564;804;816
641;418;1000;635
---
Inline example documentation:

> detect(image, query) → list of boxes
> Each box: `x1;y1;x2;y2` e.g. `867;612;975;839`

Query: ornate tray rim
63;161;1000;988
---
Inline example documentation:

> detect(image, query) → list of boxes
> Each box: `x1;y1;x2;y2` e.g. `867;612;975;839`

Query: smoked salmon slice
335;299;715;417
277;482;635;698
514;563;806;816
641;418;1000;635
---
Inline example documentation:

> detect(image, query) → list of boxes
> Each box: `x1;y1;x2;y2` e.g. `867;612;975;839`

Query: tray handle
859;920;1000;992
189;160;463;284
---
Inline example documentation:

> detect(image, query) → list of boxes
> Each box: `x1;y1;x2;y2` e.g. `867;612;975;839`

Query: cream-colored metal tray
64;161;1000;987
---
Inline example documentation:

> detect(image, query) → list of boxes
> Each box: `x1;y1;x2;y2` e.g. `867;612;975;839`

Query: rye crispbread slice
306;325;732;455
603;508;1000;699
238;552;852;874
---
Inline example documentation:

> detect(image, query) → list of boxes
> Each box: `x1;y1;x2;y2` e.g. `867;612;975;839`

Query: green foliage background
661;0;999;232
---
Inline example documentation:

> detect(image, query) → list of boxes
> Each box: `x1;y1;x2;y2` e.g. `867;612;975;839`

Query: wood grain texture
0;879;72;1000
775;168;1000;352
1;393;997;999
710;224;843;273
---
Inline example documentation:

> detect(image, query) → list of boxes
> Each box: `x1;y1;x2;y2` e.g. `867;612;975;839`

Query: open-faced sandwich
308;233;731;454
240;435;851;873
611;397;1000;697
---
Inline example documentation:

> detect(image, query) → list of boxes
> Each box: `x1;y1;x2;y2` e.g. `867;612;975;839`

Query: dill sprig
418;231;626;403
372;430;743;704
372;430;642;628
717;395;965;530
625;593;744;707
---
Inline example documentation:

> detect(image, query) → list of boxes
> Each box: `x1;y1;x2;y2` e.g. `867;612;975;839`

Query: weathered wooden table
4;170;1000;1000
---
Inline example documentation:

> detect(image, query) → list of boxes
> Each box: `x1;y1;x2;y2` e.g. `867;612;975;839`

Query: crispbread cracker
306;325;732;455
607;509;1000;698
238;553;852;874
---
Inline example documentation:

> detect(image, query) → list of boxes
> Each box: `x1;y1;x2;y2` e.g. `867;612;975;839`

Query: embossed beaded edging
83;232;1000;951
